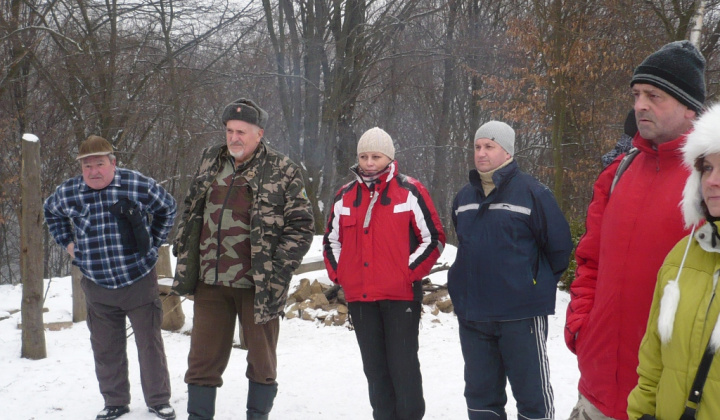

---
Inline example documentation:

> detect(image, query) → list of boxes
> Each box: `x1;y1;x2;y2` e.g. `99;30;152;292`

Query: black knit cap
630;40;706;113
221;98;269;129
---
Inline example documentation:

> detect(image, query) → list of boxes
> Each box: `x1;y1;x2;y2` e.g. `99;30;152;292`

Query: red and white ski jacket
323;161;445;302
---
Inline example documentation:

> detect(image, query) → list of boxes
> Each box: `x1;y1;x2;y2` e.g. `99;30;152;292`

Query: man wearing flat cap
44;135;177;420
448;121;572;420
566;41;706;420
172;98;314;419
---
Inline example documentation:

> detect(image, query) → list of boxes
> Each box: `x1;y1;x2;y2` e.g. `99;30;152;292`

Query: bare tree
262;0;428;229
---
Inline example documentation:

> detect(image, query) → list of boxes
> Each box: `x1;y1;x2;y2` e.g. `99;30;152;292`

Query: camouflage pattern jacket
172;142;314;323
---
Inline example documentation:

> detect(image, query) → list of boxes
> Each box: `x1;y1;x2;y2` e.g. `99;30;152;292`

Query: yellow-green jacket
627;222;720;420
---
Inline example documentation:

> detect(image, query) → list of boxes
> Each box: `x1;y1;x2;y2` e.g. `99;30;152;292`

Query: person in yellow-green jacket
627;102;720;420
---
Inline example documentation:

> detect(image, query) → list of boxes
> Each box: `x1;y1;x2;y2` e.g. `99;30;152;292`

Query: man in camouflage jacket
172;98;314;420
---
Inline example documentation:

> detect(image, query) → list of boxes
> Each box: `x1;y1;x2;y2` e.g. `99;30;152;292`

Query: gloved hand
109;198;151;256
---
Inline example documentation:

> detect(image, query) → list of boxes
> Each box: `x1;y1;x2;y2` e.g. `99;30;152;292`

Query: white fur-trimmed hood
681;103;720;227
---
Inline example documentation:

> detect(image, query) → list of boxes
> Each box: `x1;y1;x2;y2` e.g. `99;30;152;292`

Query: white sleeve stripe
406;193;435;266
327;199;345;262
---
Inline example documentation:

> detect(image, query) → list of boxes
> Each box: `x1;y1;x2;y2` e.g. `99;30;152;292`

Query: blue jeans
458;316;553;420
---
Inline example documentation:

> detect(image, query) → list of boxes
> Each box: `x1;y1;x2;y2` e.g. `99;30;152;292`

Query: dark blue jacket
448;160;572;321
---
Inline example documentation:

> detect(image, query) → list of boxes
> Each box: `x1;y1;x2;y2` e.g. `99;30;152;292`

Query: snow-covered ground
0;238;580;419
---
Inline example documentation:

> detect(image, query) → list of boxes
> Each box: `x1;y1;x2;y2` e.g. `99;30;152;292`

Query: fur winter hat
357;127;395;160
474;121;515;157
631;40;706;113
77;135;114;160
221;98;269;129
660;103;720;348
681;103;720;227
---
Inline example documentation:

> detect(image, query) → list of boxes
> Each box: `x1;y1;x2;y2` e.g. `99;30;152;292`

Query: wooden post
20;133;46;359
156;245;185;331
156;244;173;279
71;265;87;322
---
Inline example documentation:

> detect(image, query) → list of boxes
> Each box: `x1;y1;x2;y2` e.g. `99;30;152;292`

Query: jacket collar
79;168;121;193
695;222;720;254
218;141;267;172
350;160;398;189
632;132;687;158
469;159;518;192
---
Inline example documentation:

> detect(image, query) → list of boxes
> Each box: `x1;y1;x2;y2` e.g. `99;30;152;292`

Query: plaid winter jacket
172;142;314;323
44;168;176;289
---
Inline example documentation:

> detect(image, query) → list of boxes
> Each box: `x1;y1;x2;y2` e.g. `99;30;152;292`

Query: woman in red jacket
323;127;445;420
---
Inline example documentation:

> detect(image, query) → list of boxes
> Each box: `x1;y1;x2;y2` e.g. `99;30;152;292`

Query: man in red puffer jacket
566;41;706;420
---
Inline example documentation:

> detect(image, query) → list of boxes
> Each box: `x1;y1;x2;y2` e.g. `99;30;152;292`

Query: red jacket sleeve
565;160;619;353
408;180;446;281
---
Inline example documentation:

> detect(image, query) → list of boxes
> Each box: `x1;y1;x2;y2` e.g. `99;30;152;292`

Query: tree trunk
302;0;326;233
20;134;46;359
690;0;706;46
549;0;566;209
432;0;459;242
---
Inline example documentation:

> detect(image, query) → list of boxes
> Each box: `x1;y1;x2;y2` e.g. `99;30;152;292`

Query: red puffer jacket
565;134;692;419
323;162;445;302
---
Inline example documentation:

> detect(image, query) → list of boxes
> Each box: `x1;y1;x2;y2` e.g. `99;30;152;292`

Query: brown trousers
82;268;171;407
185;282;280;387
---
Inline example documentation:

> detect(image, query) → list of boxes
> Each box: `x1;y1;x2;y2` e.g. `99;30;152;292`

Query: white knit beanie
357;127;395;160
474;121;515;157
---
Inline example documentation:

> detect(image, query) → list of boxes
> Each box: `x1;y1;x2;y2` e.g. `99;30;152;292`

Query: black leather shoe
96;406;129;420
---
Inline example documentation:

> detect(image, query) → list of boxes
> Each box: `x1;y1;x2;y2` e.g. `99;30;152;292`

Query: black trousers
348;300;425;420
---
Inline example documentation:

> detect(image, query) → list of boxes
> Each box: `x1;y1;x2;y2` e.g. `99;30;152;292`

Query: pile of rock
421;283;454;316
284;277;455;327
284;279;349;326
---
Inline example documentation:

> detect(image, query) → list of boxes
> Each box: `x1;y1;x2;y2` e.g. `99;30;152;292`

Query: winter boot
187;384;217;420
96;405;129;420
246;381;278;420
148;404;176;419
